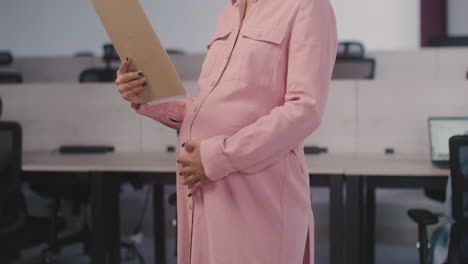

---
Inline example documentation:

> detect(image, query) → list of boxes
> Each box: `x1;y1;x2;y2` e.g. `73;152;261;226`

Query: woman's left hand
177;139;212;196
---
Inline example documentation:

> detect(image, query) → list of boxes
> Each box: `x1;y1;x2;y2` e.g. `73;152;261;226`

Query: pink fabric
132;0;337;263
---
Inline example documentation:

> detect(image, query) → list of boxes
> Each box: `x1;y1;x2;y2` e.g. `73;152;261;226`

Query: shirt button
211;81;216;86
255;32;262;38
193;107;198;112
189;203;193;210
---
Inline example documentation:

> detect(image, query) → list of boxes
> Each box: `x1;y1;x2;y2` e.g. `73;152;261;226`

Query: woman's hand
177;139;212;196
115;57;147;104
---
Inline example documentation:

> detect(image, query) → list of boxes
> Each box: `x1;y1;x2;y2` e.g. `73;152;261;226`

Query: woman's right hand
115;57;148;105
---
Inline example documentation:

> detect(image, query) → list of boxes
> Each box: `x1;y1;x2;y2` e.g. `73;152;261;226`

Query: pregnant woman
115;0;337;263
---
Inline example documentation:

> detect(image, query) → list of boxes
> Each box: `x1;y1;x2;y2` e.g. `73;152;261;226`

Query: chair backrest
447;135;468;263
0;121;27;234
0;72;23;84
0;51;13;66
449;135;468;224
331;58;376;79
79;68;117;83
337;41;365;59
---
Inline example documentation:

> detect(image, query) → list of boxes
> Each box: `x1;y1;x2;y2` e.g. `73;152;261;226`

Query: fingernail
142;82;147;87
126;57;129;61
182;142;186;147
138;72;144;77
188;193;192;197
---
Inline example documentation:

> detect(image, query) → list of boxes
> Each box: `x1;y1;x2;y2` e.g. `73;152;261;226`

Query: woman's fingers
116;71;144;86
183;175;199;186
117;57;131;76
189;181;207;196
121;83;147;100
118;77;147;93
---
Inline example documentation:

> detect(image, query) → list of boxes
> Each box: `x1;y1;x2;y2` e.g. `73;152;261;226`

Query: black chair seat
408;209;439;226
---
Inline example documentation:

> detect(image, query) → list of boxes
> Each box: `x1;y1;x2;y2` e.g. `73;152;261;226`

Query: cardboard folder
90;0;187;104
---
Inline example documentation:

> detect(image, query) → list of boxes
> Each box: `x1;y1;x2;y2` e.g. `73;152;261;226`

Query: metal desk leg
91;172;121;264
329;175;345;264
346;176;363;264
153;184;166;264
361;178;375;264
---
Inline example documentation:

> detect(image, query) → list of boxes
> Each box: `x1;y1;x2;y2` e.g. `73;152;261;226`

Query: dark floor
11;237;418;264
9;186;430;264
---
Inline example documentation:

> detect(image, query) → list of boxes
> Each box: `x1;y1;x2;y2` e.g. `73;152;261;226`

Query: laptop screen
429;118;468;162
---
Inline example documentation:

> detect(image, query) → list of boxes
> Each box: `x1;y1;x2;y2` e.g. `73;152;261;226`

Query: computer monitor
429;117;468;168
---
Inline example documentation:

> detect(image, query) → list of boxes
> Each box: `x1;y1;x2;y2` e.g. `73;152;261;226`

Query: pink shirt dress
132;0;337;263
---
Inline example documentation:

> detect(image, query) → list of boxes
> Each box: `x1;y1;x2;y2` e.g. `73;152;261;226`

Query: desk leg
329;175;345;264
346;176;363;264
362;183;375;264
91;172;120;264
153;184;166;264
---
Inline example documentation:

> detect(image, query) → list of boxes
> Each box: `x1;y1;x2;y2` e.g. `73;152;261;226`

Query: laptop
428;117;468;168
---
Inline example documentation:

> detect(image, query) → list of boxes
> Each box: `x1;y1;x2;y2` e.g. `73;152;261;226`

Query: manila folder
90;0;187;104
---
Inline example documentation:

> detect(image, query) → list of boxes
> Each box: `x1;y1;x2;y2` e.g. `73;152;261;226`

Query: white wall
330;0;420;50
1;0;420;56
447;0;468;36
0;0;225;57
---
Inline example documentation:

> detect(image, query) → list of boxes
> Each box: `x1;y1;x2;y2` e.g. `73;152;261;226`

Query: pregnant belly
190;82;276;139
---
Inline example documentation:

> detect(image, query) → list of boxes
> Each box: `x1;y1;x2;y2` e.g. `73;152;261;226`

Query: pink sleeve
131;98;194;130
199;0;338;181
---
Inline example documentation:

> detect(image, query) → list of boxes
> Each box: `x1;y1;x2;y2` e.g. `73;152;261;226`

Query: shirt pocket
233;26;287;87
199;28;232;78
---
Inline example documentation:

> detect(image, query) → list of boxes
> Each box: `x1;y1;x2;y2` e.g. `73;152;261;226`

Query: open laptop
428;117;468;168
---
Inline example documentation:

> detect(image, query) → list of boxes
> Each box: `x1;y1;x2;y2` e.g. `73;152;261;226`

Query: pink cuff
200;135;237;181
131;103;142;111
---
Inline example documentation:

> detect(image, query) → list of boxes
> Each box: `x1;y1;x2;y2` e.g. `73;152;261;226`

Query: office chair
0;51;13;65
332;41;376;79
407;135;468;264
166;49;185;55
0;121;65;263
78;43;118;82
0;73;23;84
0;51;23;84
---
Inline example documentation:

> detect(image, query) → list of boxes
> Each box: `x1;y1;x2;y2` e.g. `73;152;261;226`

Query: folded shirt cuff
131;103;142;111
200;135;237;181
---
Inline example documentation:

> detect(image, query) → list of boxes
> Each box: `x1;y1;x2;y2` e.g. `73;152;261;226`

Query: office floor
12;186;434;264
12;238;418;264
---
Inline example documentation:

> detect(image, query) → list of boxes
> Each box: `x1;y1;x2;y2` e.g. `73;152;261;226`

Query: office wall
0;0;225;56
447;0;468;35
330;0;420;50
1;0;420;57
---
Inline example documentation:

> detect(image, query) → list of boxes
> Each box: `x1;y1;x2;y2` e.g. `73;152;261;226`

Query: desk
344;155;449;264
22;151;347;264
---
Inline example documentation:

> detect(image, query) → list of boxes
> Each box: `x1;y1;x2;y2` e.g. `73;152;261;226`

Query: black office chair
0;51;13;65
79;43;118;83
0;121;65;263
166;49;185;55
332;41;376;79
408;135;468;264
79;68;117;82
0;51;23;84
0;73;23;84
